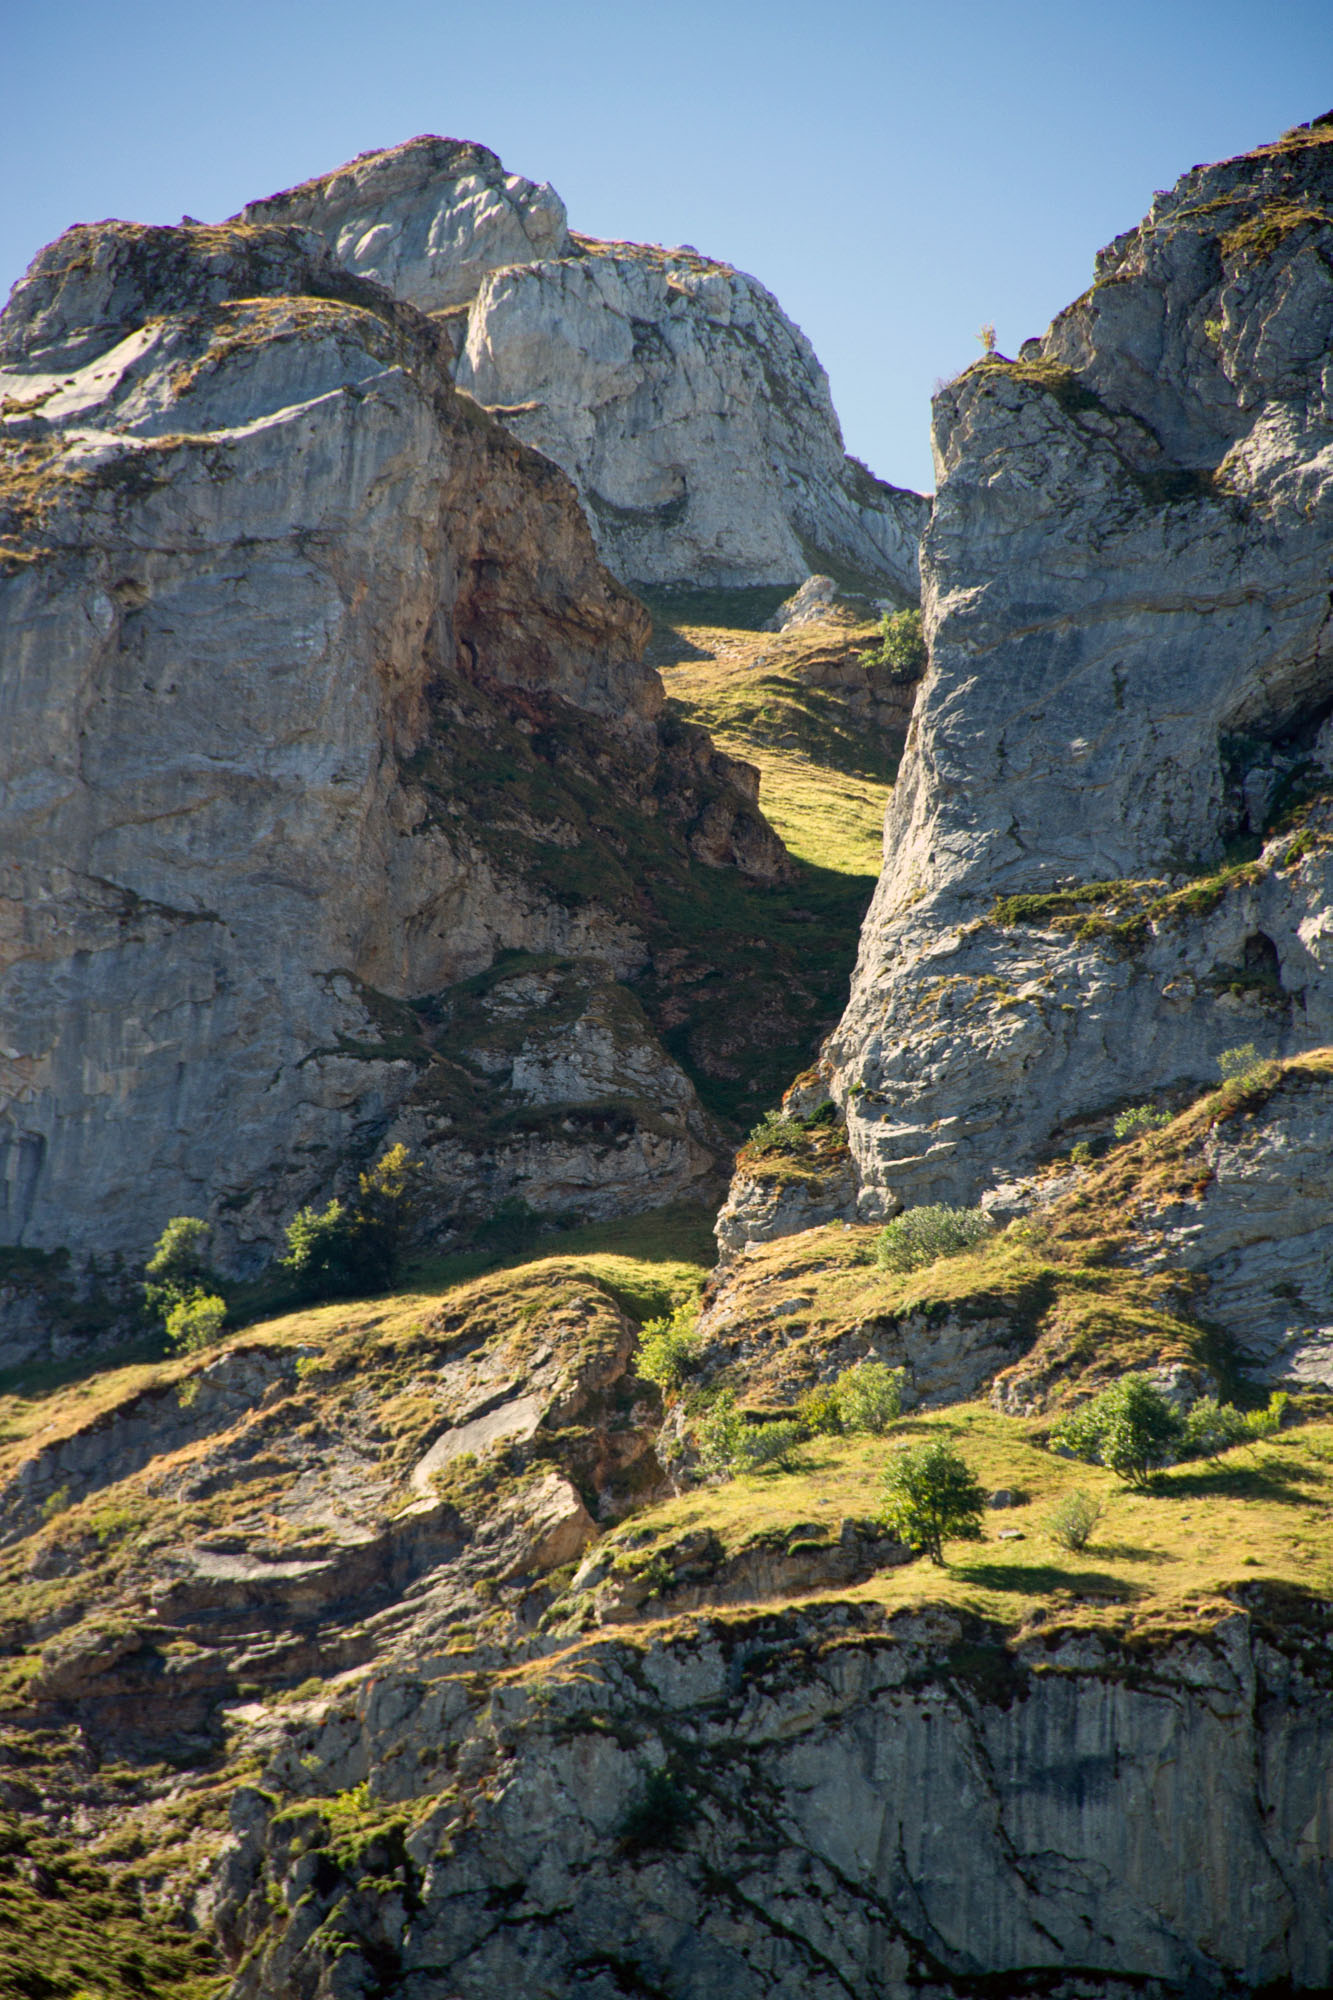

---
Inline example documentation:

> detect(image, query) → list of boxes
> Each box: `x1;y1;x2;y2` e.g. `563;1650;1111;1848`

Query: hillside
4;114;1333;2000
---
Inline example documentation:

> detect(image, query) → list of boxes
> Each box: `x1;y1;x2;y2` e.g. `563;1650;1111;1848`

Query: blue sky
4;0;1330;492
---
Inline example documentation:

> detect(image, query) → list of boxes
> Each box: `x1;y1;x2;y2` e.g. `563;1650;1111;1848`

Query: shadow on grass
0;1332;168;1403
1086;1540;1165;1565
948;1556;1148;1601
402;1201;718;1318
1157;1455;1323;1504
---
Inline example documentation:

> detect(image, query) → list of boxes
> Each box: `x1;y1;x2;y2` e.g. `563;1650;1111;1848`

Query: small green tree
1181;1394;1250;1460
144;1215;215;1321
796;1382;844;1438
1217;1043;1260;1082
164;1291;228;1355
835;1360;905;1434
866;607;927;680
732;1420;806;1474
636;1301;701;1396
1046;1489;1102;1552
282;1197;360;1300
1112;1103;1172;1141
1050;1374;1182;1486
875;1205;994;1274
1242;1390;1289;1442
695;1391;746;1479
880;1438;986;1563
282;1145;421;1301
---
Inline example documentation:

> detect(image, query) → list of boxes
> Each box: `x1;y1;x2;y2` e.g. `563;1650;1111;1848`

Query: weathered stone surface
238;136;570;313
0;216;782;1296
778;124;1333;1229
1116;1058;1333;1388
238;137;928;594
714;1155;859;1258
566;1517;911;1624
216;1602;1333;2000
0;1263;662;1756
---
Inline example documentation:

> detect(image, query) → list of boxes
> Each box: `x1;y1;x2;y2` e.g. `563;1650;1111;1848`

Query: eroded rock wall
810;124;1333;1220
237;137;927;593
0;218;780;1300
215;1601;1333;2000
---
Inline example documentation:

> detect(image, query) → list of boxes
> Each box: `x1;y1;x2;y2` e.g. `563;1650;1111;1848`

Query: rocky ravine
720;118;1333;1269
239;136;927;594
0;210;796;1347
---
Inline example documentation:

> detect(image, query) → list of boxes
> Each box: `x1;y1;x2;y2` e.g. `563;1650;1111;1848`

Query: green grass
394;641;882;1133
565;1401;1333;1641
0;1816;226;2000
402;1201;716;1319
650;607;898;879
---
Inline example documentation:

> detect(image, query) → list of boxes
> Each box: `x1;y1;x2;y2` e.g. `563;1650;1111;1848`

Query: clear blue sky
4;0;1330;492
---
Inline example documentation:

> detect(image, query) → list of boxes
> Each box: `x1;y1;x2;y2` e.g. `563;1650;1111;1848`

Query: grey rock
745;125;1333;1231
1123;1058;1333;1388
238;136;570;313
238;137;928;594
714;1155;859;1259
217;1603;1333;1999
0;216;764;1294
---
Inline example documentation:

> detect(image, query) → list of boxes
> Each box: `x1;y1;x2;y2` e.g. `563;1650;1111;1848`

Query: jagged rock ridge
238;136;927;593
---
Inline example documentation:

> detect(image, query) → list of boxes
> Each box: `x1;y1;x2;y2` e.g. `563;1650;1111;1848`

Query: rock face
238;137;927;593
1111;1053;1333;1388
0;215;787;1302
217;1601;1333;2000
801;122;1333;1221
239;137;570;312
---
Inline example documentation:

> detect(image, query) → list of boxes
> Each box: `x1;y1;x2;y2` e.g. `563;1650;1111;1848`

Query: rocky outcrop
721;121;1333;1245
0;215;788;1298
215;1598;1333;2000
239;137;570;313
1089;1052;1333;1390
0;1260;664;1752
237;137;927;594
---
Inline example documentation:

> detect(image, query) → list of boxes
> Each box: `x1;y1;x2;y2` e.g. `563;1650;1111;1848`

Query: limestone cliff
732;119;1333;1249
0;214;791;1319
216;1602;1333;2000
238;137;927;593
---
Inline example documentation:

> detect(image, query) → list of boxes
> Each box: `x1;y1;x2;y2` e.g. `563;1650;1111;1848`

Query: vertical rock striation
0;217;782;1301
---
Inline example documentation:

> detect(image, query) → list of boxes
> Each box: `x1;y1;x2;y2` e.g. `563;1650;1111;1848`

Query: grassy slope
642;587;895;878
578;1402;1333;1645
10;606;1333;1989
7;1087;1333;1998
0;1212;723;2000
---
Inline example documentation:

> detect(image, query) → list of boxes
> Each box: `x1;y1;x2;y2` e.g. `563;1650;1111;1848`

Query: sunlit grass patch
647;604;898;879
584;1401;1333;1640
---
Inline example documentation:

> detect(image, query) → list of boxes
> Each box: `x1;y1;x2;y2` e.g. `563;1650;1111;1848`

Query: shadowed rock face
0;217;786;1294
217;1604;1333;2000
800;123;1333;1221
235;135;927;594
